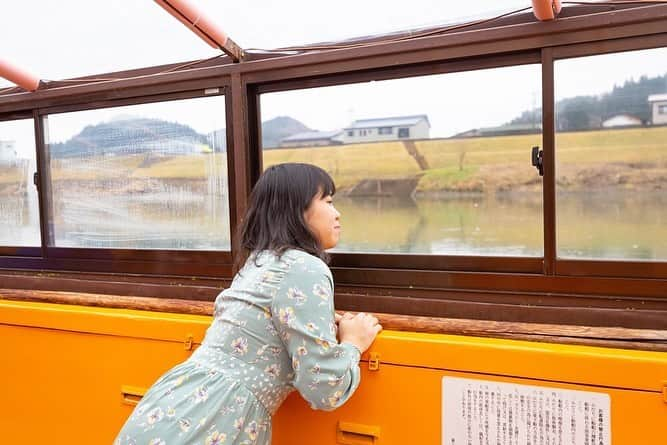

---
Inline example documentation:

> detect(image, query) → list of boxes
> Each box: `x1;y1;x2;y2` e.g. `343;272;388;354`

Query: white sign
442;376;611;445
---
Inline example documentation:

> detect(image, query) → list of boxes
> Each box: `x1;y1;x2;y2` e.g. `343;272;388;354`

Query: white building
339;115;430;144
601;114;642;128
0;140;17;162
648;94;667;125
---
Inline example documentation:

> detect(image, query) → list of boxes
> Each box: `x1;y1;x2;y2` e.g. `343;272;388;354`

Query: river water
2;179;665;260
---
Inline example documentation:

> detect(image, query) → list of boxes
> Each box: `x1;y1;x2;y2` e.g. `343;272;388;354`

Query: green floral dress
114;249;361;445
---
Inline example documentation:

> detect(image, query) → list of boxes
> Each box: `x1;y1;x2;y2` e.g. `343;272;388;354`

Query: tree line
509;73;667;131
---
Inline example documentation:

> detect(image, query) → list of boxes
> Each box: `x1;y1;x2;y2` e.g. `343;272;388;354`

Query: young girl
115;163;382;445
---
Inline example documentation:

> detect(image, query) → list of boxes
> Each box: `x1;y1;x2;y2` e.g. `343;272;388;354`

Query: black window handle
531;146;544;176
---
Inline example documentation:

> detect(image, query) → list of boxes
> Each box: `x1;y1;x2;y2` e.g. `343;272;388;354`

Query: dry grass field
2;126;665;193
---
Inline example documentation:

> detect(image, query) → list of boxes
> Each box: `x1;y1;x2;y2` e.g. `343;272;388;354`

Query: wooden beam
2;289;665;351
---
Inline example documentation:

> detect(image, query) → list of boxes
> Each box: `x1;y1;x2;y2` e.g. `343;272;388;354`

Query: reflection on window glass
45;95;230;250
555;47;667;261
0;119;39;247
261;65;543;255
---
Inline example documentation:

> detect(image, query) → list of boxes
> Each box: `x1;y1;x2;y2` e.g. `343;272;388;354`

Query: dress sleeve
271;254;361;411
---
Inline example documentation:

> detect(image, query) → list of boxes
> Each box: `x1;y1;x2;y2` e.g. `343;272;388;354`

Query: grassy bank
1;127;665;192
265;126;667;192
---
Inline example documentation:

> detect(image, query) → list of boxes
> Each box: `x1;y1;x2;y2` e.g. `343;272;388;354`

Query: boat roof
0;2;533;92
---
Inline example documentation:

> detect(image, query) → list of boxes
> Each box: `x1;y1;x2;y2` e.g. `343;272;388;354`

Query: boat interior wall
1;299;665;444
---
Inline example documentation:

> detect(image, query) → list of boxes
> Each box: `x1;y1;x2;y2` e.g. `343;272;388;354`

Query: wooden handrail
2;288;665;351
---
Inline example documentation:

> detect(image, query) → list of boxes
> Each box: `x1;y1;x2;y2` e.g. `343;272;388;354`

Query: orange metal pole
154;0;243;61
154;0;226;49
532;0;562;21
0;58;40;92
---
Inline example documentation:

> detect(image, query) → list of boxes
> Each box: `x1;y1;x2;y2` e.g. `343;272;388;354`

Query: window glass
0;119;40;246
45;95;230;250
261;64;543;255
555;47;667;260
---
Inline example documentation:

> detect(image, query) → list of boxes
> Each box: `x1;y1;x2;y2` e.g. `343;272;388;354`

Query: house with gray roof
340;115;430;144
279;130;343;148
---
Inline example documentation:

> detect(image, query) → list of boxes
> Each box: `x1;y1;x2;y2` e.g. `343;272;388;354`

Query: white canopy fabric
0;0;528;87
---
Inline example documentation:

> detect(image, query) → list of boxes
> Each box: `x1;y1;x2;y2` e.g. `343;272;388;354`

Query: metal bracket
184;334;194;351
337;421;380;445
121;385;146;406
368;352;380;371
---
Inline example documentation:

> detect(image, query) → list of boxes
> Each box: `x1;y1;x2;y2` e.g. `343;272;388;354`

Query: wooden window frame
1;82;237;277
548;34;667;281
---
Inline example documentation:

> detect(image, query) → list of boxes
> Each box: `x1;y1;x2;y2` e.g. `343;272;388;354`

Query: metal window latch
33;172;39;188
531;146;544;176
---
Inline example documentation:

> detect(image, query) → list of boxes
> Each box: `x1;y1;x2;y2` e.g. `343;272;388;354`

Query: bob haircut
235;163;336;270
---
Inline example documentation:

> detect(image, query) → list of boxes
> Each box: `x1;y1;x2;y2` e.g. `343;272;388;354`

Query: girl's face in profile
304;191;341;250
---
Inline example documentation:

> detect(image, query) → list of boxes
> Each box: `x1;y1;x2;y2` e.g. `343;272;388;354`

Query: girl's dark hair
234;163;336;271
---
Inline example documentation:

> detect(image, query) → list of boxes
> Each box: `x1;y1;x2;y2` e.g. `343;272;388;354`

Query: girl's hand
338;312;382;354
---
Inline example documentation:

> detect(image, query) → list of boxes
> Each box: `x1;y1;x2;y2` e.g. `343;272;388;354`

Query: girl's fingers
374;324;383;334
334;313;343;322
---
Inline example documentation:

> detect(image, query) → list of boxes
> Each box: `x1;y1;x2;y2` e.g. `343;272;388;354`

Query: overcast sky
1;1;530;84
2;1;666;154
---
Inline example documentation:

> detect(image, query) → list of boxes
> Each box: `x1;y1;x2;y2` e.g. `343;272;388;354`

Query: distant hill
51;115;312;158
51;117;210;158
261;116;311;149
199;116;312;151
508;73;667;131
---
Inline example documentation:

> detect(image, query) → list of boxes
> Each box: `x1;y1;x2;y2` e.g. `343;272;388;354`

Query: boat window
0;118;40;247
42;95;230;250
555;47;667;261
260;64;544;256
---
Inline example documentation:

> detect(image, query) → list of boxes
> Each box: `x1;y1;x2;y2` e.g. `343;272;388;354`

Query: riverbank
1;126;665;197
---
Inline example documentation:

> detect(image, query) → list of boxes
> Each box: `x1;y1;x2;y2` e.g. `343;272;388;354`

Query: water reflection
0;159;40;246
45;154;231;250
2;182;666;259
332;191;666;260
557;189;667;260
50;178;230;250
332;195;544;256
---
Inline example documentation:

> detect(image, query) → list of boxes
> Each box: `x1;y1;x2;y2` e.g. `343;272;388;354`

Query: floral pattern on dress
205;430;227;445
114;249;361;444
231;337;249;356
